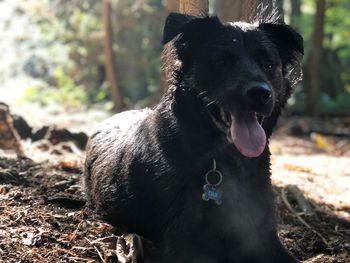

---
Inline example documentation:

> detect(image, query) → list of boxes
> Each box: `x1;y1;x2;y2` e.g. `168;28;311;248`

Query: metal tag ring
205;169;223;187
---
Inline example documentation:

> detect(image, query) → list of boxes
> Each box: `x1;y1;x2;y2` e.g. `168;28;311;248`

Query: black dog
84;13;303;263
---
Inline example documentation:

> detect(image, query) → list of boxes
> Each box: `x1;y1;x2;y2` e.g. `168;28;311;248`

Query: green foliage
324;0;350;85
35;0;107;105
24;67;88;106
319;92;350;113
92;81;110;103
27;0;165;106
286;0;350;113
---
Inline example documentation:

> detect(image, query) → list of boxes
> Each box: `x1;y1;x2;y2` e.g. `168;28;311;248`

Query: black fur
84;13;303;263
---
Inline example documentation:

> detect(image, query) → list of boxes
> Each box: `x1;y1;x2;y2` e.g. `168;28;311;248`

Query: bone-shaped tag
202;184;222;205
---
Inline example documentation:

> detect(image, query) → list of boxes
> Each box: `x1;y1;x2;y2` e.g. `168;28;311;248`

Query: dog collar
202;159;223;205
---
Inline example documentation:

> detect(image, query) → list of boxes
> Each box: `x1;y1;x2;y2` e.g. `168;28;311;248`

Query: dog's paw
116;234;145;263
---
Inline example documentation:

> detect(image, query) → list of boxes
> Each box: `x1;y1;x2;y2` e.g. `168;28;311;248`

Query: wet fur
84;13;303;263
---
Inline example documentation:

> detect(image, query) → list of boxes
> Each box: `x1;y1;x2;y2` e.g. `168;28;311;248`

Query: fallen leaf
283;163;312;173
310;132;334;151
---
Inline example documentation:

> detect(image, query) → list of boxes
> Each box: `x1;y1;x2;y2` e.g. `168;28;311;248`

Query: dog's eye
262;62;274;71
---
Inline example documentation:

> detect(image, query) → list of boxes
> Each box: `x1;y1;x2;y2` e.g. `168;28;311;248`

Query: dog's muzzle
208;81;274;158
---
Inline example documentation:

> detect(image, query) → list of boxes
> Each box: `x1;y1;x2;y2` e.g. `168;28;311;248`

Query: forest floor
0;112;349;262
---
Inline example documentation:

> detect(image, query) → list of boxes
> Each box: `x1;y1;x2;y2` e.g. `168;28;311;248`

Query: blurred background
0;0;349;132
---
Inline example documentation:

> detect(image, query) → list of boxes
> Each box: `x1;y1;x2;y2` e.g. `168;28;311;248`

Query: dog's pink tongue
230;113;266;158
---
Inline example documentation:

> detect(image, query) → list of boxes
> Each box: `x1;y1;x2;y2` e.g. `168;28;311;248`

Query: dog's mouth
209;106;266;158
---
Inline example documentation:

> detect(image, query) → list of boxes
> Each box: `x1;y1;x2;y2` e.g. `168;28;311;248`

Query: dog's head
163;13;303;158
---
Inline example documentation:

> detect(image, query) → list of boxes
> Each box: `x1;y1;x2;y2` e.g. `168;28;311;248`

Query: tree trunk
216;0;274;22
306;0;326;116
217;0;244;21
290;0;301;28
167;0;179;12
102;0;124;110
179;0;209;17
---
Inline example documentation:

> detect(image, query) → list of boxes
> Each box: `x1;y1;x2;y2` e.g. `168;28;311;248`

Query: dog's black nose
243;82;273;115
244;82;272;106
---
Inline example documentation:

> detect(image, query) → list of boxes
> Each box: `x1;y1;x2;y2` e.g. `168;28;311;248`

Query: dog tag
202;160;223;205
202;184;223;205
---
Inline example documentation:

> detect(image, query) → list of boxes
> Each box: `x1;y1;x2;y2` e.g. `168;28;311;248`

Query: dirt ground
0;116;349;262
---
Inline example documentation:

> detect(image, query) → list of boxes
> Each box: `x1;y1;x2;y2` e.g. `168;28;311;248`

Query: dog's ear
259;23;304;65
163;13;196;44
